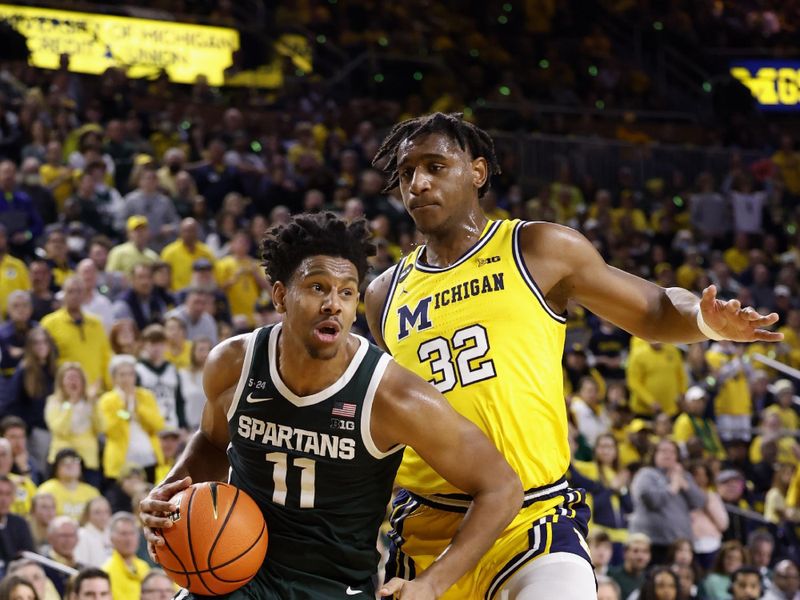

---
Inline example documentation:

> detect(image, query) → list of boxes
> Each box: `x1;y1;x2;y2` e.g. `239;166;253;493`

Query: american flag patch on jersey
331;402;356;418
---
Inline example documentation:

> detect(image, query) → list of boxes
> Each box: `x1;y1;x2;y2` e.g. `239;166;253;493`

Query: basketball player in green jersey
366;112;782;599
140;213;522;599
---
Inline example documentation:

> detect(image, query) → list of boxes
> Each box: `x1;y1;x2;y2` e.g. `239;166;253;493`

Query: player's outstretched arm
140;334;247;558
373;361;523;599
519;222;782;344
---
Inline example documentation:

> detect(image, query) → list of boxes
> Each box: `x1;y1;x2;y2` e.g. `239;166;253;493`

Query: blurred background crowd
1;1;800;599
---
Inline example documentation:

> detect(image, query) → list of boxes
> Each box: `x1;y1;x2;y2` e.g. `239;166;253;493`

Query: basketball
155;481;269;595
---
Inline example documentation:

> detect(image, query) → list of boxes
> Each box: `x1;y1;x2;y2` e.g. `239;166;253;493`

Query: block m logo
397;297;433;340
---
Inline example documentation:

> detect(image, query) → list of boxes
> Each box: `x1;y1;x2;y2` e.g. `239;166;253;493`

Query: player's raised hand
379;578;437;599
699;285;783;343
140;476;192;560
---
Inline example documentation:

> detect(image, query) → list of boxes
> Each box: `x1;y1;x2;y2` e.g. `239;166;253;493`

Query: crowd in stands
0;3;800;598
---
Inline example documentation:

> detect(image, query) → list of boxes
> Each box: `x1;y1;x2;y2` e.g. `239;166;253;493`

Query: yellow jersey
383;219;568;495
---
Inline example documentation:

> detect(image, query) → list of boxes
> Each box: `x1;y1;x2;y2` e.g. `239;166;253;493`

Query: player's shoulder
365;263;401;306
517;221;597;266
204;332;254;397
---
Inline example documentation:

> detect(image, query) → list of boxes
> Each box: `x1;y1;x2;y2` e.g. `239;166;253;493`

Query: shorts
173;559;377;600
385;477;592;600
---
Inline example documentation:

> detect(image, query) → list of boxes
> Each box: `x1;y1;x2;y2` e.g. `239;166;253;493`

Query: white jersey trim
360;353;405;459
226;328;261;422
269;323;370;407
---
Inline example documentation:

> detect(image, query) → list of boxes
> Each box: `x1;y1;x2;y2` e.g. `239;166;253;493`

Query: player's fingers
752;330;785;342
139;498;177;516
141;512;175;530
724;299;741;314
143;526;166;546
154;476;192;499
379;578;406;595
746;315;780;329
147;540;160;563
700;285;716;311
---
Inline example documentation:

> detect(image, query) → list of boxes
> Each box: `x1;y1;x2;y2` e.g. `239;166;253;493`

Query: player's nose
322;290;342;313
409;168;431;195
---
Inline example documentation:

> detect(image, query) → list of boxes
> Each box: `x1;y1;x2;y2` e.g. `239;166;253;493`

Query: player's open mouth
314;321;341;342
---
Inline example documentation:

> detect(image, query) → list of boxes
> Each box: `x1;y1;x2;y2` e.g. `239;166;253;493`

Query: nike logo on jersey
246;393;273;403
345;587;362;596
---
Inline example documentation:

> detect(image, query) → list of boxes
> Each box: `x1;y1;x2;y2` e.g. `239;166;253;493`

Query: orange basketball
155;481;269;595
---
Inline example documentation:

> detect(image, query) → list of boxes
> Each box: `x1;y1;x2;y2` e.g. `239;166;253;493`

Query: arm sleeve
136;390;166;434
626;355;656;406
632;468;673;510
682;475;707;510
44;397;74;436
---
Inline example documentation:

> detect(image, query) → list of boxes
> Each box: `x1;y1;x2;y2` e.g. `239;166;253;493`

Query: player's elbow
495;466;524;522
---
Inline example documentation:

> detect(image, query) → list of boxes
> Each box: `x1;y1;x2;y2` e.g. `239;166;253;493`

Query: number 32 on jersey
417;324;496;393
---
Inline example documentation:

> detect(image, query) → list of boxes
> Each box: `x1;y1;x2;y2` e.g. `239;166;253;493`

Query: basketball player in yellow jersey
365;113;783;600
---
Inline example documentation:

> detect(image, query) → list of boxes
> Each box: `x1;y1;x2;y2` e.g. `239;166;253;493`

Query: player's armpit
364;264;399;352
372;361;523;596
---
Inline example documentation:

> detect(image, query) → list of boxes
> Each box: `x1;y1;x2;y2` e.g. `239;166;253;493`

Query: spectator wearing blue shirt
0;160;43;260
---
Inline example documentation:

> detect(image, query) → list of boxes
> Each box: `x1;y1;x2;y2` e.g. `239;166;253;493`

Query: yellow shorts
385;477;593;600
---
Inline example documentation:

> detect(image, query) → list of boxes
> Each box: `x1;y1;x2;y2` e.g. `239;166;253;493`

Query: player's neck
276;329;357;396
423;211;488;267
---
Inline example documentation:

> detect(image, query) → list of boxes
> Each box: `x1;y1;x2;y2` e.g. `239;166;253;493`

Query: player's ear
471;156;488;190
272;281;287;314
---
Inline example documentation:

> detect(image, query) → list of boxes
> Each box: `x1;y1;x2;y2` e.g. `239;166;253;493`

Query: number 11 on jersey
265;452;316;508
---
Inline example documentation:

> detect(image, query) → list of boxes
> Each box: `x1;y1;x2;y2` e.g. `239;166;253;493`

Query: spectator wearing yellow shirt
723;232;751;276
612;192;649;235
45;363;103;489
675;247;703;291
772;134;800;197
626;341;687;417
41;277;112;394
106;216;160;278
778;309;800;369
36;449;100;521
706;342;754;442
103;512;151;600
673;386;726;460
39;141;73;211
765;379;800;431
160;218;215;291
215;231;268;325
0;438;36;516
42;228;75;289
0;225;30;319
98;355;165;483
164;316;191;370
750;412;799;465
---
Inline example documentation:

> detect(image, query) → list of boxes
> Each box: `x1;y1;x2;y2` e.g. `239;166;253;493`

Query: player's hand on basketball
699;285;783;342
379;578;437;599
140;476;192;560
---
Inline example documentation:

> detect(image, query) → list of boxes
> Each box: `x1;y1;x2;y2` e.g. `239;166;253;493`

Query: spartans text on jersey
236;415;356;460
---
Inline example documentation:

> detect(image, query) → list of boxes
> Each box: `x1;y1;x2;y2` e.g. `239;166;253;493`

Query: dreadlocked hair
372;112;501;198
261;212;376;285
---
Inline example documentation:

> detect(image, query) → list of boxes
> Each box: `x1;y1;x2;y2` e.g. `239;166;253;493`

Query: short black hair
0;415;26;435
372;112;501;198
730;565;762;586
70;567;110;596
261;212;375;285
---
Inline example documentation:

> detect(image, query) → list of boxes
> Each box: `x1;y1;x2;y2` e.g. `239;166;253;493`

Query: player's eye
430;163;445;172
311;283;323;292
401;168;414;180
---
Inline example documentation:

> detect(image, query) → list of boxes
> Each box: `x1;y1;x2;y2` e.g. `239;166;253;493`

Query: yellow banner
0;4;239;85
